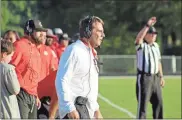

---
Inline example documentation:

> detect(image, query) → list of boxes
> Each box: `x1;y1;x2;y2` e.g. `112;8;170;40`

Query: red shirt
10;37;41;96
37;45;58;98
37;70;57;99
37;45;58;81
50;42;59;54
56;44;66;60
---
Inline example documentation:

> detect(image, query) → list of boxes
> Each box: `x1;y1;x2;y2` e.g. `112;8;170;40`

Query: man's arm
159;61;165;87
9;42;23;84
135;17;157;45
156;43;165;87
49;88;58;119
6;66;20;95
94;109;103;119
50;49;59;71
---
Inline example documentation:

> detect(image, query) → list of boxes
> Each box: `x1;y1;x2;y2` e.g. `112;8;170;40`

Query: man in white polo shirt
135;17;165;119
55;16;105;119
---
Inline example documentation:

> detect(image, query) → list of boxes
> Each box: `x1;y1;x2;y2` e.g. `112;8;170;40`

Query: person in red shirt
53;28;63;38
45;28;59;54
37;28;58;99
9;19;47;119
45;29;57;46
39;32;71;119
37;28;59;119
37;40;57;82
56;33;70;60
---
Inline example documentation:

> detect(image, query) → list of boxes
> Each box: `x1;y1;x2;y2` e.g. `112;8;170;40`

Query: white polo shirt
55;40;99;118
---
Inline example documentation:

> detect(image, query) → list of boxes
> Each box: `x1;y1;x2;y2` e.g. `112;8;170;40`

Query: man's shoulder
14;38;28;46
66;41;80;51
153;42;159;48
45;46;58;58
63;41;84;57
44;45;53;52
0;63;15;72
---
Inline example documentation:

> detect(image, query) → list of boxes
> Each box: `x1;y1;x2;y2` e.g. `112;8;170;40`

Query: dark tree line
2;0;181;55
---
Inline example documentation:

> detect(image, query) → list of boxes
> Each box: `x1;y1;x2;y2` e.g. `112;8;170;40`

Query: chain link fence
98;55;181;76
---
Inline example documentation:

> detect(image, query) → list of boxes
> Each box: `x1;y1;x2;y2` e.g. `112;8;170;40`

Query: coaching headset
24;19;47;36
79;16;94;39
24;19;34;35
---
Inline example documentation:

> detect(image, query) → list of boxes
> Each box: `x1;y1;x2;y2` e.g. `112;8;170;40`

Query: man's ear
1;52;7;59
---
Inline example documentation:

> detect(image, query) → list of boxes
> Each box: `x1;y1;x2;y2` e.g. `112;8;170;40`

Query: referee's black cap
147;26;158;34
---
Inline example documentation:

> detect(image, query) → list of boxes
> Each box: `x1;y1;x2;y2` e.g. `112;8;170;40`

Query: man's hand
160;77;165;87
94;110;103;119
147;17;157;26
67;110;80;119
36;97;41;109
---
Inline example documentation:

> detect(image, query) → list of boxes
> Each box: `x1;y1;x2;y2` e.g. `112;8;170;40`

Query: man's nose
102;32;105;38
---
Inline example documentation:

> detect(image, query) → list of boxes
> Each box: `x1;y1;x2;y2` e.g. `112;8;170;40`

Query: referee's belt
137;69;159;76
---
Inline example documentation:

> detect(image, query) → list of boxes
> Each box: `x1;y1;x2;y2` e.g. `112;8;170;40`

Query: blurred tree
1;0;38;36
1;0;181;55
37;0;181;55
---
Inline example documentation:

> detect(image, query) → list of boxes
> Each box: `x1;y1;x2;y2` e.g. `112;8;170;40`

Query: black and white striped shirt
136;41;161;74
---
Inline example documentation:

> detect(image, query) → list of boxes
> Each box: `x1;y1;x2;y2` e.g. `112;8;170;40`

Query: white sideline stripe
98;93;136;118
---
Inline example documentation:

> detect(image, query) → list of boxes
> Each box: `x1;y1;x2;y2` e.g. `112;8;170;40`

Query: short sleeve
135;42;144;51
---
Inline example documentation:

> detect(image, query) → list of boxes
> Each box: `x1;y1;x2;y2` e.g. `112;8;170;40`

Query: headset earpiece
25;20;33;35
82;16;93;39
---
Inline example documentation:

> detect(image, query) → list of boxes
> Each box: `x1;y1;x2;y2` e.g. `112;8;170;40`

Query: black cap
147;26;158;34
24;19;47;34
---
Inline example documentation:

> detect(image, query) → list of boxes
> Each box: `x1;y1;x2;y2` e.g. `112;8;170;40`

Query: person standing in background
56;33;70;60
51;28;63;53
37;28;59;119
0;40;20;119
135;17;165;119
53;28;63;38
3;30;20;43
9;19;47;119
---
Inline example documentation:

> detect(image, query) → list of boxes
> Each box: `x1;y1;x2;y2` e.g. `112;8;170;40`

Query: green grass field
98;77;181;119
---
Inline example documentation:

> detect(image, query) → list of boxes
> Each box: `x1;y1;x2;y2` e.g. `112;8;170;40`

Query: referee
135;17;165;119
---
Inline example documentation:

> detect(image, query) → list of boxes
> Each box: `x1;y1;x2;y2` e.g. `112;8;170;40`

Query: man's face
89;21;105;48
46;37;54;46
42;31;47;45
2;52;14;63
60;39;69;47
4;32;17;43
145;33;157;44
32;30;46;44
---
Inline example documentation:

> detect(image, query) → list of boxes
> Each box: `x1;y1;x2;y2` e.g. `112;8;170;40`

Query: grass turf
98;77;181;119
